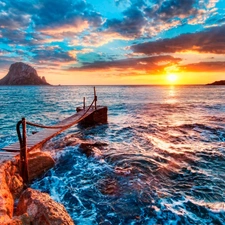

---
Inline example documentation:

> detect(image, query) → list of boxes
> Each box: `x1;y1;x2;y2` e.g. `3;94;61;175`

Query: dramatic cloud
31;46;76;63
180;61;225;72
0;0;224;84
68;55;181;74
33;0;102;33
0;0;103;46
105;6;147;38
144;0;198;21
102;0;221;40
0;12;30;29
0;0;34;29
131;24;225;55
0;29;26;44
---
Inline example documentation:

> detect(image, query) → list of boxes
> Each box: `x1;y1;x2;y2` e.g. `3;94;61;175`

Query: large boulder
27;152;55;181
16;188;74;225
0;62;50;85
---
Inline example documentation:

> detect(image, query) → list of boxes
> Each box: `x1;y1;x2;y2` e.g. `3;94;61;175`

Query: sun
166;74;178;84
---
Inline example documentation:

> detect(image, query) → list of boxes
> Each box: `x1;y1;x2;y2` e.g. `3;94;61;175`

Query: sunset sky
0;0;224;85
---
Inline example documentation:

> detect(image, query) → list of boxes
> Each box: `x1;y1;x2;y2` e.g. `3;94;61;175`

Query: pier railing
16;87;98;184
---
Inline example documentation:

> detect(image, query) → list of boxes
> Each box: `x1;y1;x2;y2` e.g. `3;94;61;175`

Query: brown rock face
16;188;74;225
2;213;31;225
0;62;50;85
0;162;14;223
5;161;23;199
27;152;55;181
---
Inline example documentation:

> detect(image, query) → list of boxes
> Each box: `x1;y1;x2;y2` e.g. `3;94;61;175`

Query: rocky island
207;80;225;85
0;62;50;85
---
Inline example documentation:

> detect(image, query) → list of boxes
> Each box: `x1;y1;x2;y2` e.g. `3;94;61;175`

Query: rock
0;62;50;85
207;80;225;85
6;173;23;200
44;134;80;150
27;152;55;181
79;142;107;157
114;166;131;176
2;213;31;225
16;188;74;225
41;76;47;83
2;160;23;200
97;178;120;195
0;162;14;223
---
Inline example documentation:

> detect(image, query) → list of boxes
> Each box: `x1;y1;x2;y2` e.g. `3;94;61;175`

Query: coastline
0;151;74;224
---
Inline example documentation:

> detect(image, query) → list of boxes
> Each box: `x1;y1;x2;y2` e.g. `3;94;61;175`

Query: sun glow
167;74;178;84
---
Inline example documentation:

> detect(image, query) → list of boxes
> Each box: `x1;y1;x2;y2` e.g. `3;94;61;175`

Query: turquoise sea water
1;85;225;224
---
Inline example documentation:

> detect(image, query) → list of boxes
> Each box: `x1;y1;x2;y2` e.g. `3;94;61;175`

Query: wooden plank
1;148;20;152
2;146;20;151
0;151;18;156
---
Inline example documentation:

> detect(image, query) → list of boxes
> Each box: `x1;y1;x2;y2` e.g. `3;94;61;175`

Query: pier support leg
17;118;29;184
83;97;86;109
94;86;97;110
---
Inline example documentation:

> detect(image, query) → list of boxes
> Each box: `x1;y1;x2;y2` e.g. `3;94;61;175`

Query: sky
0;0;224;85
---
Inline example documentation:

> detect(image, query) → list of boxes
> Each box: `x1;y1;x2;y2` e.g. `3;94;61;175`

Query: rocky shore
0;151;74;225
0;139;109;225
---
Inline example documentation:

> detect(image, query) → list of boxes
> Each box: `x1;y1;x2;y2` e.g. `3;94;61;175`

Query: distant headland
207;80;225;85
0;62;50;85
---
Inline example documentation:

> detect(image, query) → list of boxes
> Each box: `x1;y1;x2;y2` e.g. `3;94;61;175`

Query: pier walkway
0;88;107;165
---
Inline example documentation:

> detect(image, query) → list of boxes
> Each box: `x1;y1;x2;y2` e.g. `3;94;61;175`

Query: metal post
20;118;29;184
83;97;86;109
94;86;97;110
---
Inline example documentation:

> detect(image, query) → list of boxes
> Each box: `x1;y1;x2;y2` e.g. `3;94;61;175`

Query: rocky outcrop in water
0;62;50;85
0;152;63;224
207;80;225;85
79;142;108;157
16;188;74;225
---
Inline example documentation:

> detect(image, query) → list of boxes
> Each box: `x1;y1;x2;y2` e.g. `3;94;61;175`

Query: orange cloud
180;61;225;72
79;31;132;47
40;20;89;35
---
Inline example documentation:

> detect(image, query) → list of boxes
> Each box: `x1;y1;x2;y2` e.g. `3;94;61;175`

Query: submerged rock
0;62;50;85
79;142;108;158
16;188;74;225
97;177;120;196
44;134;80;150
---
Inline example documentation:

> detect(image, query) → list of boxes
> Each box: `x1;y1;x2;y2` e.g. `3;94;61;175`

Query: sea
0;85;225;225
